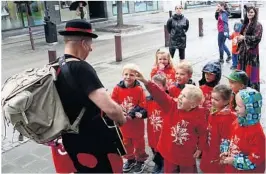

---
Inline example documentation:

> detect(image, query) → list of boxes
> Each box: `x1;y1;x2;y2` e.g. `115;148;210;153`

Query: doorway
88;1;106;20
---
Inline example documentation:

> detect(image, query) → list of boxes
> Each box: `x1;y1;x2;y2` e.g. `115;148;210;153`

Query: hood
117;80;140;88
234;22;242;32
172;14;184;20
237;88;262;126
199;61;222;87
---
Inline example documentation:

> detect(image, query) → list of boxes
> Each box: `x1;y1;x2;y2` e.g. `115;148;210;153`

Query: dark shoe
132;161;145;173
226;56;232;63
230;66;237;70
219;58;224;63
152;164;163;174
123;159;136;172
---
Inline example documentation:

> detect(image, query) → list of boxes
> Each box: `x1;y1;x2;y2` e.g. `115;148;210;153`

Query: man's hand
135;112;143;118
193;150;202;158
116;111;127;126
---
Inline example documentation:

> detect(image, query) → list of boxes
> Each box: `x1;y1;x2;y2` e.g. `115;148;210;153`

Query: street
1;5;266;173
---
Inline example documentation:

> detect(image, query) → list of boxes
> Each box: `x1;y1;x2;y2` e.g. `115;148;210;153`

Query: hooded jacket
216;10;229;33
111;80;147;138
150;65;176;88
220;88;265;173
166;14;189;49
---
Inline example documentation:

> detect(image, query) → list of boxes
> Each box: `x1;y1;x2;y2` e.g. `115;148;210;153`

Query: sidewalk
1;6;216;41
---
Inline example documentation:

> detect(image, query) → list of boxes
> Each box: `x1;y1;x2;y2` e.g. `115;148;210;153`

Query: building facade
1;1;163;31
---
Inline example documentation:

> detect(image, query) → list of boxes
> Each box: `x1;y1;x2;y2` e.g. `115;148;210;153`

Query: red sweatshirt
146;96;164;150
150;66;176;87
146;81;207;166
200;107;236;173
200;85;214;120
111;81;146;138
224;121;266;173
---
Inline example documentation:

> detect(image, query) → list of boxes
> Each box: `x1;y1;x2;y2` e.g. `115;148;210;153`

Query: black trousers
169;47;185;60
151;148;164;167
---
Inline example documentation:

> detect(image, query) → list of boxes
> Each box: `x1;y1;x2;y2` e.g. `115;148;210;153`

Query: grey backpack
1;57;85;144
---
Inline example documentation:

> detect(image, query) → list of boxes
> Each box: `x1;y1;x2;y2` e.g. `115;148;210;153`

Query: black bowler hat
58;19;98;38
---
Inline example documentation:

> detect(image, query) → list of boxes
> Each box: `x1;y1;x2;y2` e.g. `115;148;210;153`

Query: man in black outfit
55;19;127;173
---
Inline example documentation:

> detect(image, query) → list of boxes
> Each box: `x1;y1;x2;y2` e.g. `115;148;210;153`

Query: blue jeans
218;32;231;59
232;53;238;67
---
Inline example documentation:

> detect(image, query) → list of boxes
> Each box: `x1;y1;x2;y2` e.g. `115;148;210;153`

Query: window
112;1;129;15
134;1;158;12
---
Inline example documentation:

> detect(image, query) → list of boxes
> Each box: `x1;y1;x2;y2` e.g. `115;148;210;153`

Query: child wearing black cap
226;70;249;112
199;61;222;119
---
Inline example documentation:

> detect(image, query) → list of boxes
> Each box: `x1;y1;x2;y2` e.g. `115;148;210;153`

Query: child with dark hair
220;88;265;173
200;84;236;173
199;61;222;118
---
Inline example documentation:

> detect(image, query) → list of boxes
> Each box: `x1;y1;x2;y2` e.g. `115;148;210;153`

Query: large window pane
147;1;158;11
22;1;45;27
1;1;23;30
112;1;129;16
134;1;147;12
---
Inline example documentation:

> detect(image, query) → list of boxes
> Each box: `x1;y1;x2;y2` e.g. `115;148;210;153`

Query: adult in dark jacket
167;5;189;60
215;2;231;63
237;6;263;91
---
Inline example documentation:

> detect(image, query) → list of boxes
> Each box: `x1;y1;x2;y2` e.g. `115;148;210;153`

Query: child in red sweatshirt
168;61;195;100
220;88;265;173
150;48;176;88
111;63;148;173
199;60;222;119
200;84;236;173
136;71;207;173
146;74;168;173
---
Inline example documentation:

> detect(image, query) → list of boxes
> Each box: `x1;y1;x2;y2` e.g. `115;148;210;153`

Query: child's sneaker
123;159;136;172
132;161;145;173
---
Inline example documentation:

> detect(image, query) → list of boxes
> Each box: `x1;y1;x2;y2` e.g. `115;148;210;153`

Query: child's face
229;80;245;94
235;94;246;117
157;53;169;66
153;80;166;91
176;68;191;85
204;72;216;83
211;92;229;110
123;69;137;87
177;88;197;111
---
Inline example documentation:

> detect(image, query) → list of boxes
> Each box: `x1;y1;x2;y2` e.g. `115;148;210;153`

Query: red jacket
150;66;176;88
146;81;207;166
200;85;214;120
168;79;196;99
146;96;164;150
200;107;236;173
112;81;147;138
224;121;265;173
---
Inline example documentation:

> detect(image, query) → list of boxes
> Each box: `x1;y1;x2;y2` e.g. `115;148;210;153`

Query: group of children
112;47;265;173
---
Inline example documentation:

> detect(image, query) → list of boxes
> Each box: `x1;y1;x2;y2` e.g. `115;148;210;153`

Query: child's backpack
1;56;85;144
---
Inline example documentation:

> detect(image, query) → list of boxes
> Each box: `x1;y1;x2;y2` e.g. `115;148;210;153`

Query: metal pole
169;10;172;18
198;18;203;37
256;7;259;19
241;0;244;20
164;25;170;47
48;49;57;63
115;35;122;62
25;3;35;50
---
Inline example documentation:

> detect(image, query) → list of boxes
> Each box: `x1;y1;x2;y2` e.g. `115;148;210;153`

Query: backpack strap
57;55;86;133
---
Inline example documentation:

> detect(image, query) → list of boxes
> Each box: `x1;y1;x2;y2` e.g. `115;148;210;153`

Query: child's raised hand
135;112;143;118
135;71;148;85
193;150;202;158
158;63;165;70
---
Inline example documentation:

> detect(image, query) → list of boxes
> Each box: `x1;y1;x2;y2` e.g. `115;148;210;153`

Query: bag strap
56;55;86;132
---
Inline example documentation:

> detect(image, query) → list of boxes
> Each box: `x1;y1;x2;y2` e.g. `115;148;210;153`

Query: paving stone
31;145;51;158
38;166;56;173
22;158;54;173
12;154;40;168
2;163;17;173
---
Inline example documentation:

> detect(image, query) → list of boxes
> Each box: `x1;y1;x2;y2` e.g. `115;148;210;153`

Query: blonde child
150;48;176;88
136;71;207;173
200;84;236;173
146;74;167;173
111;63;148;173
220;88;265;173
169;61;195;99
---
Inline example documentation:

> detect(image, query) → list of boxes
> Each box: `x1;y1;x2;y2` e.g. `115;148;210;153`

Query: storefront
134;1;158;12
1;1;45;31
